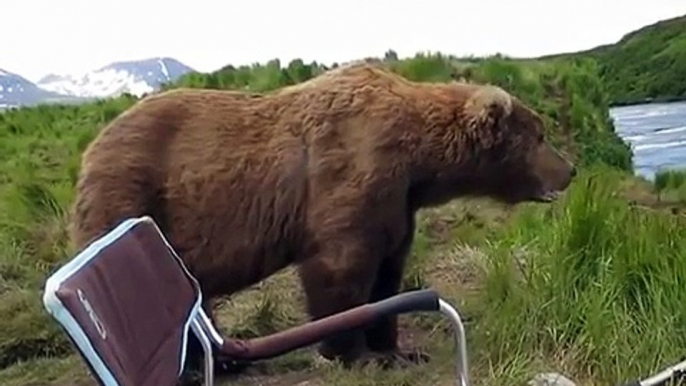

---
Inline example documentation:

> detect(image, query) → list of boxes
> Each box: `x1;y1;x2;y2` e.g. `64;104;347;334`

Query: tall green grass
654;168;686;202
0;96;138;370
474;166;686;383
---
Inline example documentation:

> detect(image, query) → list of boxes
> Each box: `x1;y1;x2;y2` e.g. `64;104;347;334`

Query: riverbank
609;95;686;108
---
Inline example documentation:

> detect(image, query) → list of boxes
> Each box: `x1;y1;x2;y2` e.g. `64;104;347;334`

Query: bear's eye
537;133;545;142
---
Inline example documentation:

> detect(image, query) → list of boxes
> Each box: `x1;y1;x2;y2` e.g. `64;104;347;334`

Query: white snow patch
158;58;170;80
0;85;4;92
38;68;154;98
7;87;12;93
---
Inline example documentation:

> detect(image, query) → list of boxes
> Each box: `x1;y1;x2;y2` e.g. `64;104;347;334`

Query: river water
610;100;686;181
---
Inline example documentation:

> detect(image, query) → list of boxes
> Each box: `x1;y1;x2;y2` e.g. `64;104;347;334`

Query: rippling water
610;100;686;180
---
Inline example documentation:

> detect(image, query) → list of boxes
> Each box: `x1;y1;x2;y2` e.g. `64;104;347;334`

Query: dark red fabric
54;219;200;386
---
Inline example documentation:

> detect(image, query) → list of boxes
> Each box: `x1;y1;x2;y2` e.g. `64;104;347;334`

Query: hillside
0;53;685;386
541;14;686;105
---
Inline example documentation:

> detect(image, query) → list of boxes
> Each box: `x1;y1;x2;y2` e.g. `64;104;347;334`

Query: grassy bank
1;53;683;386
473;165;686;384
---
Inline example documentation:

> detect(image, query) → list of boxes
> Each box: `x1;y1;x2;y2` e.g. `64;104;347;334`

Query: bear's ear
464;85;513;130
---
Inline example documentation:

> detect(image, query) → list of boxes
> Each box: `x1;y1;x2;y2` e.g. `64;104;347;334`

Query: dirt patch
424;243;488;293
51;380;98;386
212;318;439;386
219;369;321;386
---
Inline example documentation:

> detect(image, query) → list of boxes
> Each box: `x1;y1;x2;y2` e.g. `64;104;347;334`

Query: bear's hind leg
69;165;163;250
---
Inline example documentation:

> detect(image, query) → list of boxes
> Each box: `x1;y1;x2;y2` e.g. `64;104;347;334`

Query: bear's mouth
533;190;562;203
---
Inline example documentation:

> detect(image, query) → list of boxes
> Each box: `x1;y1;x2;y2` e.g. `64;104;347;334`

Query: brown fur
69;62;575;368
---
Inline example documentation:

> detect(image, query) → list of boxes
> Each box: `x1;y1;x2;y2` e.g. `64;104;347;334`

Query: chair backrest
43;216;203;386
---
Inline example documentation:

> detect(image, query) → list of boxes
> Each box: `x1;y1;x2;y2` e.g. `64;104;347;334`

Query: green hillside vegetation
0;52;684;386
541;14;686;105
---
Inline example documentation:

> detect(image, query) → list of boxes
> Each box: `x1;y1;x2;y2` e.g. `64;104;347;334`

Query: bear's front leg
297;233;383;366
363;214;431;367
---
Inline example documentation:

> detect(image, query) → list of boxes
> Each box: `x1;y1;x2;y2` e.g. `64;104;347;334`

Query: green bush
389;51;457;82
169;58;328;92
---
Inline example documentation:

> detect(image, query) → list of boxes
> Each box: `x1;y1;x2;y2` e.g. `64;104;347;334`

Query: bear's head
458;85;576;204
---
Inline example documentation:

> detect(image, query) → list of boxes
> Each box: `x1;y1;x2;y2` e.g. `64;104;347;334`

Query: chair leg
196;308;225;346
191;318;214;386
438;299;470;386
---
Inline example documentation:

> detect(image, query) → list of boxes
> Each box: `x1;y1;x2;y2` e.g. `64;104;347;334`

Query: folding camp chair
42;215;470;386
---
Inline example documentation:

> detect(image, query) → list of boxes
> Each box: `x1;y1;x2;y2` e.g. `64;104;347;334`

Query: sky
4;0;686;82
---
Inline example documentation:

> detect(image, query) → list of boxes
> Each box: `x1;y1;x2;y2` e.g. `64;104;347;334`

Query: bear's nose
570;166;577;178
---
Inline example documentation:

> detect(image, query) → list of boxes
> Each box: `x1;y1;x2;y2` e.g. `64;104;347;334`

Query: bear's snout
527;143;576;203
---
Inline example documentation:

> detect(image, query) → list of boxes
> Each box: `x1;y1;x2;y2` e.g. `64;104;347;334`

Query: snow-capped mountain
0;68;78;109
37;57;195;99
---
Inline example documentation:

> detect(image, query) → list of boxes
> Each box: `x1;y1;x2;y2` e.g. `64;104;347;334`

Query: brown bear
68;62;575;372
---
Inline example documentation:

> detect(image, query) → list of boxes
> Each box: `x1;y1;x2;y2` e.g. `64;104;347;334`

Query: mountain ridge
36;56;195;99
0;67;84;109
0;57;196;109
